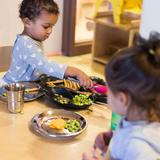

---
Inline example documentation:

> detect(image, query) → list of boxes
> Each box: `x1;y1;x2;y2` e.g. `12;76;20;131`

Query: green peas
53;93;93;106
2;92;6;97
65;119;81;133
72;94;92;106
53;94;69;104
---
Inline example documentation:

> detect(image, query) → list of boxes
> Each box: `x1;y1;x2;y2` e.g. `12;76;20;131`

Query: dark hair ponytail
105;31;160;122
135;31;160;67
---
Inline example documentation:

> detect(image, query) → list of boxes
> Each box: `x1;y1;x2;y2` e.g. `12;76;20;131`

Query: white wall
0;0;63;53
44;0;63;53
140;0;160;39
0;0;22;46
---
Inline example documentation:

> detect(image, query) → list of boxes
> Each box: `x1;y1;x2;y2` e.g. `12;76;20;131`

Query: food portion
65;119;81;133
2;92;6;97
47;117;81;133
46;80;63;87
48;118;66;130
52;93;93;107
72;94;92;106
53;94;69;104
46;79;80;91
63;79;80;91
25;87;39;94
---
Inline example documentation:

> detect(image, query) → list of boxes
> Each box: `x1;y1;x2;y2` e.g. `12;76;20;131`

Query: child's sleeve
123;139;160;160
23;42;67;79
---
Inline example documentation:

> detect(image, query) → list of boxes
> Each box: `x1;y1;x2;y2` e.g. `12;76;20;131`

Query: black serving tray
43;86;93;109
37;74;107;105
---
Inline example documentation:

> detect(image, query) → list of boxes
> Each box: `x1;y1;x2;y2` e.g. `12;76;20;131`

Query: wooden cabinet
92;12;139;64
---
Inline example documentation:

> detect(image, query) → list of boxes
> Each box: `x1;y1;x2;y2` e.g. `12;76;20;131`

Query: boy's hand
94;131;113;153
65;66;93;87
77;71;93;87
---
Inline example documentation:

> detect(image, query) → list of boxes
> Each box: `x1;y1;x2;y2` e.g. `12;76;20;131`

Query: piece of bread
49;118;66;130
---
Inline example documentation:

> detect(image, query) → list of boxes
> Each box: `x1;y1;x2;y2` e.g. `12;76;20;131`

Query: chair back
0;46;12;72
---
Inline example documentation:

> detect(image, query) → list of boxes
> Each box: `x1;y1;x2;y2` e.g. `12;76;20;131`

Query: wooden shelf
92;12;140;64
93;55;112;64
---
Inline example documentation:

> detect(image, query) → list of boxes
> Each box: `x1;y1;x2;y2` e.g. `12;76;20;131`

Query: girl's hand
82;148;103;160
82;153;98;160
94;131;113;153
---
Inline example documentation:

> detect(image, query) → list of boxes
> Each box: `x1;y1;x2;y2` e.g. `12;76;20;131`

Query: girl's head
19;0;59;41
105;32;160;122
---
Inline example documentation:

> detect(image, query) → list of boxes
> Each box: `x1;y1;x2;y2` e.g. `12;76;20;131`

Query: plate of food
44;86;93;109
37;74;107;104
0;81;44;102
30;110;87;139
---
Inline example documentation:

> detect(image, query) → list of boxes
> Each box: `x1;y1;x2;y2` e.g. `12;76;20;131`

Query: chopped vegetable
72;94;92;106
2;92;6;97
53;94;69;104
65;119;81;133
53;93;93;106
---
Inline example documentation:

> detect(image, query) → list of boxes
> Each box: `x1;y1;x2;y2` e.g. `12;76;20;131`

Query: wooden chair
0;46;12;72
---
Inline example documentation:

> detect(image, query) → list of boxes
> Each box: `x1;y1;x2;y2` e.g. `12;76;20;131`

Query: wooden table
0;55;110;160
0;95;111;160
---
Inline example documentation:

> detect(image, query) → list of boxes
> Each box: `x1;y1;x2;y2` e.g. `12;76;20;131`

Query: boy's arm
24;41;92;86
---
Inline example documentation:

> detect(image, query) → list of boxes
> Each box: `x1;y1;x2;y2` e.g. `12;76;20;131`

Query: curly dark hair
19;0;59;20
105;31;160;122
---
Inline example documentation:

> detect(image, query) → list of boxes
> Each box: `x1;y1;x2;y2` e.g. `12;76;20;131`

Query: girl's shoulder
110;121;160;159
124;122;160;159
122;120;160;152
118;119;160;138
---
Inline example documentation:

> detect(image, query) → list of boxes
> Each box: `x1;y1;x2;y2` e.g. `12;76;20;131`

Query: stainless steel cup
5;83;25;113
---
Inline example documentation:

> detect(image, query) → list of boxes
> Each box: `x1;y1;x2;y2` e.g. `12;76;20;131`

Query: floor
50;53;105;79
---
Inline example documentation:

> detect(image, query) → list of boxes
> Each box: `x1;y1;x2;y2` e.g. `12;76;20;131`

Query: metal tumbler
5;83;25;113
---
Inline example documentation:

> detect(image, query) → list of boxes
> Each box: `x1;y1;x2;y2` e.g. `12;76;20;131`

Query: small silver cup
5;83;25;113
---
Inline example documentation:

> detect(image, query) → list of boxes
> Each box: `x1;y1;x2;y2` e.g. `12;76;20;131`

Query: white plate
30;110;87;139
